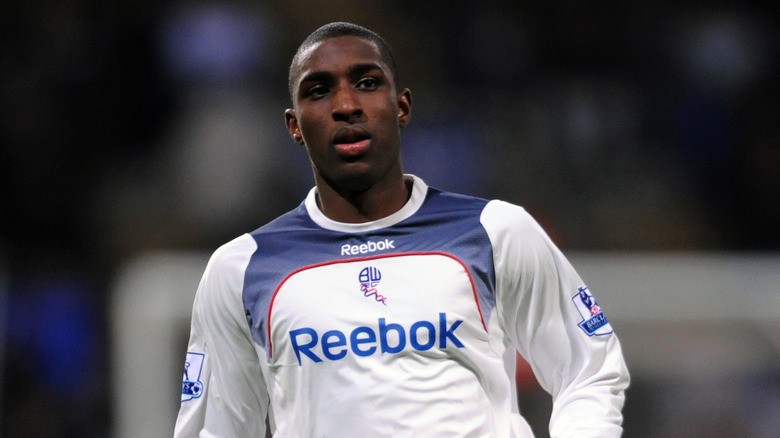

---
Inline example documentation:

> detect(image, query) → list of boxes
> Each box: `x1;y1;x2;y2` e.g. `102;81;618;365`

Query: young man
174;22;629;437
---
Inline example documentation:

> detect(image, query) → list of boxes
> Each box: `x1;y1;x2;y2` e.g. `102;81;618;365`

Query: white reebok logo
341;239;395;256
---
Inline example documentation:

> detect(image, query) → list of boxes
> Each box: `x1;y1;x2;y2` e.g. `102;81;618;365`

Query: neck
315;173;412;223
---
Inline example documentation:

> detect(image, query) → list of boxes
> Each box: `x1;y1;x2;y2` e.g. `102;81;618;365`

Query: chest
268;252;488;366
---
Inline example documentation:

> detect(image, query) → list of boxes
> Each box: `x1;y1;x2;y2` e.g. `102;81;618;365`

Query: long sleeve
174;234;270;438
481;200;629;437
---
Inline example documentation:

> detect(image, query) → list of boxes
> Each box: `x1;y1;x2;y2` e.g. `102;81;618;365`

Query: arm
174;234;270;438
482;201;629;438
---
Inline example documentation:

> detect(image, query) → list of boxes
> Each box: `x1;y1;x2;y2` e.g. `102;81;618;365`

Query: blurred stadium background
1;1;778;437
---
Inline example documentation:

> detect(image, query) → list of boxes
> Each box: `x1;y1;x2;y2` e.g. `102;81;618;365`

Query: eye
304;84;330;99
356;77;380;90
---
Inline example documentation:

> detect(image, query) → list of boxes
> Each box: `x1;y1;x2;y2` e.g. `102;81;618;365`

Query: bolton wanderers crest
359;266;387;305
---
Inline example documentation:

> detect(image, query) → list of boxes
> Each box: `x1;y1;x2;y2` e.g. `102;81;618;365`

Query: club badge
359;266;387;305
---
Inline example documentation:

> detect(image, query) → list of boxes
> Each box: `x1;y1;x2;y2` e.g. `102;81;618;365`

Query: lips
333;126;371;157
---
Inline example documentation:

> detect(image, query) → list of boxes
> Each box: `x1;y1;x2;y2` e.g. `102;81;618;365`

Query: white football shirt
174;175;629;437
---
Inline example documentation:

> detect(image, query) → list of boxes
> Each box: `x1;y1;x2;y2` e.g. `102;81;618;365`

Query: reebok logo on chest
288;313;464;365
341;238;395;255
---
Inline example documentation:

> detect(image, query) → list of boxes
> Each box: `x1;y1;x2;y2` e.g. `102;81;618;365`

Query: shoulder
199;234;258;294
478;200;557;259
420;186;492;216
205;204;308;278
209;233;257;268
248;202;312;240
480;200;538;232
417;187;543;237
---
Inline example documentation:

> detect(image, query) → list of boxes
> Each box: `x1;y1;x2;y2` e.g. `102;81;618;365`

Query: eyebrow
297;71;333;87
349;62;385;78
297;62;387;89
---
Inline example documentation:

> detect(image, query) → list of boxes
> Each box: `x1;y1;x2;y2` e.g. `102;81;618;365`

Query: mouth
333;127;371;158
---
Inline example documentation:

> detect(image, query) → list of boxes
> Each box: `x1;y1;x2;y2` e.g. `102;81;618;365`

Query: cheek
298;114;326;141
368;102;402;131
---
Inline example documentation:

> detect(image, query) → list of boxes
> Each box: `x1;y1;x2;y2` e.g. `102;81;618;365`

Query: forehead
292;36;388;84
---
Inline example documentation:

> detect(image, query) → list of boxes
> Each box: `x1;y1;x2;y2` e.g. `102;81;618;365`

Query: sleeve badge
572;285;614;336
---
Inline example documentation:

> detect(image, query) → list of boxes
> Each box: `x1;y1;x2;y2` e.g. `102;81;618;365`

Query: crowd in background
1;1;778;437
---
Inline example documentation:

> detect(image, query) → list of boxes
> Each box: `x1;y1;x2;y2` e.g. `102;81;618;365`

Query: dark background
2;1;778;437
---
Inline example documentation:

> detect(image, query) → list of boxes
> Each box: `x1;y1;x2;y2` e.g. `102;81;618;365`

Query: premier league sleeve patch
571;285;613;336
181;352;205;402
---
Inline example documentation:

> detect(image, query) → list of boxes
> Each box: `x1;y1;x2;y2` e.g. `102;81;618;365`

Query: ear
397;88;412;128
285;109;305;145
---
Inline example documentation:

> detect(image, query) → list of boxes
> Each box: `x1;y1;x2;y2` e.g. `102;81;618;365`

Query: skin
285;36;412;223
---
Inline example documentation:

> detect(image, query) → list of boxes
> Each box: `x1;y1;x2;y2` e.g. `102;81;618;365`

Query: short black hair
288;22;399;100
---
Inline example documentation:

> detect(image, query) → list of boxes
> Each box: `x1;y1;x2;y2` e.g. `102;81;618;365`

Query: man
174;22;629;437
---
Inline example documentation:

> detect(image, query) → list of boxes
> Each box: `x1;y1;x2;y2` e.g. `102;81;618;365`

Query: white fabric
174;175;628;437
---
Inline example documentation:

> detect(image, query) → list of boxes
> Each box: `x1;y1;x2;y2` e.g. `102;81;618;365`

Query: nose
331;85;362;122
